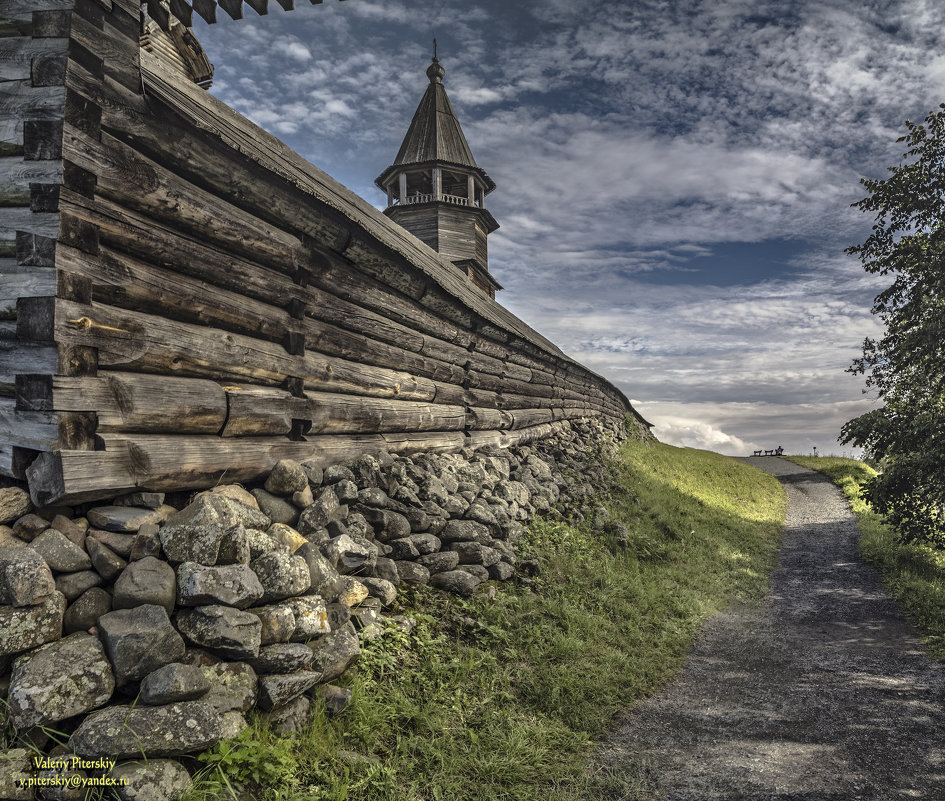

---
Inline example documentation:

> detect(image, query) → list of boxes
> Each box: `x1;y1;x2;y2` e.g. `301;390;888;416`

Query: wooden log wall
2;0;649;506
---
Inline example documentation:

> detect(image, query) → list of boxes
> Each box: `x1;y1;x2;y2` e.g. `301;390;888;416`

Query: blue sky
190;0;945;455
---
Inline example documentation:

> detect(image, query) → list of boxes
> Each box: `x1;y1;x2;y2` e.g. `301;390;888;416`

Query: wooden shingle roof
377;57;496;192
393;58;478;169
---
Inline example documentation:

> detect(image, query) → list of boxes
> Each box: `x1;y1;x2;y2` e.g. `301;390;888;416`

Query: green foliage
186;440;784;801
194;726;301;797
788;456;945;662
841;106;945;546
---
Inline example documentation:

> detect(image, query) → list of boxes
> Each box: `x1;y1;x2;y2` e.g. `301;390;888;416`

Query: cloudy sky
191;0;944;456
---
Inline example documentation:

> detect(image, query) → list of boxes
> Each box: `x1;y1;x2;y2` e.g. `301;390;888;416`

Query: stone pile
0;416;633;800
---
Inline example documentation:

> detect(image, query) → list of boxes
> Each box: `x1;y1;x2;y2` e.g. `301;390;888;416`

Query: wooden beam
27;430;467;505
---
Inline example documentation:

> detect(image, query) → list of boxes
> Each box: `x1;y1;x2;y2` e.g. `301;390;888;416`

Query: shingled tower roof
377;56;495;192
394;56;478;166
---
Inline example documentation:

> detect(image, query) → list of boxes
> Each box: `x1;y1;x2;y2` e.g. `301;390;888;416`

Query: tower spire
375;54;501;298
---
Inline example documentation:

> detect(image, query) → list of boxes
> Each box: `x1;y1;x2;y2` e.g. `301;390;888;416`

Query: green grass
185;440;785;801
787;456;945;662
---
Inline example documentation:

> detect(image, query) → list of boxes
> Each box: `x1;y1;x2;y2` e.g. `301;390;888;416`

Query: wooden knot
66;317;128;334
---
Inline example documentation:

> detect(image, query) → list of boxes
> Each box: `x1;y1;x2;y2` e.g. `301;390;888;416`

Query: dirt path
597;457;945;800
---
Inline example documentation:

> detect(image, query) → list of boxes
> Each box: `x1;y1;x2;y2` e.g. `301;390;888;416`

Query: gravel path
597;457;945;800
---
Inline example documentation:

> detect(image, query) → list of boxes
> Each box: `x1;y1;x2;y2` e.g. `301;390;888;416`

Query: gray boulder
450;541;501;566
417;551;460;574
87;529;137;558
264;459;309;496
257;670;321;711
261;694;311;735
386;538;419;561
70;702;225;758
87;506;165;533
322;465;355;484
247;643;314;674
108;759;192;801
430;570;482;597
440;519;492;544
394;561;430;585
295;542;342;600
333;479;359;504
251;552;310;603
308;627;361;682
217;523;251;565
176;562;263;609
0;748;31;800
249;603;296;645
335;576;369;606
63;587;112;634
0;488;31;525
98;604;186;685
408;533;441;555
0;545;55;606
359;577;397;607
12;513;48;542
198;662;257;713
372;557;400;585
0;592;65;656
29;529;92;573
246;529;288;560
323;533;375;574
176;605;261;659
86;537;127;580
7;633;114;729
296;487;344;535
488;561;515;581
160;494;269;564
456;564;490;581
251;488;299;526
112;556;177;615
139;662;211;705
56;569;102;602
285;595;331;641
129;530;162;561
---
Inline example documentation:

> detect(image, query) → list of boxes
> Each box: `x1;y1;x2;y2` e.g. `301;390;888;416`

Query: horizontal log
48;297;441;402
223;387;469;438
27;430;468;505
0;339;57;396
0;205;58;241
63;124;307;270
0;397;57;450
302;391;466;436
16;371;228;433
509;408;555;430
0;267;56;316
56;240;305;347
0;35;66;82
465;406;513;431
1;0;74;21
0;82;65;145
57;197;478;384
0;155;62;195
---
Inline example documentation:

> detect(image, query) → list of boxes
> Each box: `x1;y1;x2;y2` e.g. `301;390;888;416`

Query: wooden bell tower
376;51;501;298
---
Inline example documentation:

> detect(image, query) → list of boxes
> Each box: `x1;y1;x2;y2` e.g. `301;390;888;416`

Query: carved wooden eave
145;0;346;31
141;5;214;87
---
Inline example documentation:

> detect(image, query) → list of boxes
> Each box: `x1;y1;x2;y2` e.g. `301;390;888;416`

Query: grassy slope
787;456;945;663
187;441;785;801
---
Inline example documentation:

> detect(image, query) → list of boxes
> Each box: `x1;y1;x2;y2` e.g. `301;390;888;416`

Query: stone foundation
0;416;638;799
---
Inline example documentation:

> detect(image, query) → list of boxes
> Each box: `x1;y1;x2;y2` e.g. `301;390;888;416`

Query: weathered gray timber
1;1;648;504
